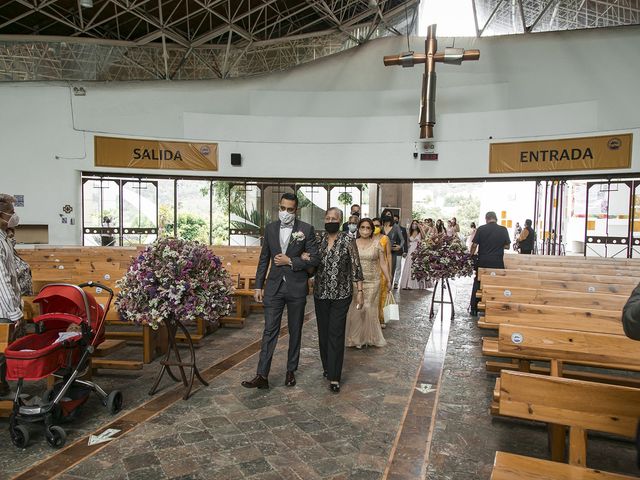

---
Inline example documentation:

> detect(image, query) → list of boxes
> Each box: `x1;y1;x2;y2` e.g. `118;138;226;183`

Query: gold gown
346;239;387;347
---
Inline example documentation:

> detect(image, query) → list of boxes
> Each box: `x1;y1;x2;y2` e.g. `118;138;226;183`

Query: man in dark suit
242;193;320;389
341;204;360;231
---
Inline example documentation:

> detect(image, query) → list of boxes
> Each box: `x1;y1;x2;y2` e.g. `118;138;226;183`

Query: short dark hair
372;217;381;224
351;204;360;209
485;211;498;222
280;192;298;208
525;219;532;227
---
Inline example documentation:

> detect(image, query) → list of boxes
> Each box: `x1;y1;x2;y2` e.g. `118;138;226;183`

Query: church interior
1;1;640;479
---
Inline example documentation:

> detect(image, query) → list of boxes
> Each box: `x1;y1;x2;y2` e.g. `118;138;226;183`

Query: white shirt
279;224;293;254
0;230;22;322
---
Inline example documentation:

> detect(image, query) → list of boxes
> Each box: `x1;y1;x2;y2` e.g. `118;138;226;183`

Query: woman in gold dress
372;217;392;327
346;218;391;348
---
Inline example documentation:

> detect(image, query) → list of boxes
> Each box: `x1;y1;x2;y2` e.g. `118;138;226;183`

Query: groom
242;193;320;389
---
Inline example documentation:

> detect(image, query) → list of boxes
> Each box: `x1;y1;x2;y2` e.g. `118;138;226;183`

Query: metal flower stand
148;319;208;400
429;277;454;321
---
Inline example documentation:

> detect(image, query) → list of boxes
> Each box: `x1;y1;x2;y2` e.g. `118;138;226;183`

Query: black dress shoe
329;383;340;393
241;375;269;389
285;371;296;387
323;371;328;378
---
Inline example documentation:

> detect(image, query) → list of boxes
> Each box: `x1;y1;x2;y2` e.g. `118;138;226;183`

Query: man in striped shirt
0;194;22;397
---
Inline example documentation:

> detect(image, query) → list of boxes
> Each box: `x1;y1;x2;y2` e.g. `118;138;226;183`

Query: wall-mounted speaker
231;153;242;166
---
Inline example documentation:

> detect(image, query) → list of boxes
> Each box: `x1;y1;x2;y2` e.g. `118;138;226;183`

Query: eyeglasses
279;205;296;214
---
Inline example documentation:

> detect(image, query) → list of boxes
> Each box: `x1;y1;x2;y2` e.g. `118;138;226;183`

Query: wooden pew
490;451;637;480
478;302;623;334
478;275;635;297
479;286;628;312
497;370;640;467
478;268;640;285
485;326;640;390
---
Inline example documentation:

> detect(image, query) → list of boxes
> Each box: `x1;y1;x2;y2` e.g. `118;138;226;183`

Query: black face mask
325;222;340;233
383;215;393;223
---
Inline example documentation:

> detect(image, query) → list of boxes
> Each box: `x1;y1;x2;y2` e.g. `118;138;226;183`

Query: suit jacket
254;219;320;298
399;225;408;255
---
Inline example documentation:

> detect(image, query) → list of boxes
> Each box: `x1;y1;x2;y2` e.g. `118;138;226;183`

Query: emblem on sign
490;272;496;276
511;333;523;344
503;289;512;297
104;274;111;280
587;286;596;293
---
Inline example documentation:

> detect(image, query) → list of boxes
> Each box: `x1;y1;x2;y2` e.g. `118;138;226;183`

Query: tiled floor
3;280;639;480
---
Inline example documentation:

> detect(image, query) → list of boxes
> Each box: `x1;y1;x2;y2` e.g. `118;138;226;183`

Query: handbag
383;292;400;323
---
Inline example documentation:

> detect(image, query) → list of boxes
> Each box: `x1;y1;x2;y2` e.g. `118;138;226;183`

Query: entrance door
584;180;640;258
533;180;567;255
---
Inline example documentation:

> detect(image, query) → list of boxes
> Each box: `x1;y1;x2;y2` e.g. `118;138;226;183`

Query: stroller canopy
35;284;102;328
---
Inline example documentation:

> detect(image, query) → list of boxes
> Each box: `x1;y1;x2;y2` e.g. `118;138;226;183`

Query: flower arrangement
411;234;474;282
116;238;234;330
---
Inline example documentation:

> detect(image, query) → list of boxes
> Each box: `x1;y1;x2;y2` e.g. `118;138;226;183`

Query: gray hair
326;207;343;222
485;211;498;222
0;194;16;214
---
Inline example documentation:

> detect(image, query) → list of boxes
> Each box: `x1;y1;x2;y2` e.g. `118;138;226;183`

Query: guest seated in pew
0;194;27;397
469;211;510;316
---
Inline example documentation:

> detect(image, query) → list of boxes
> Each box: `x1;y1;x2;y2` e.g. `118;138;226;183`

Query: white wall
0;26;639;244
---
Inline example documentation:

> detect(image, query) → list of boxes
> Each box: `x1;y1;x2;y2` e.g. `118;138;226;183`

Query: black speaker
231;153;242;166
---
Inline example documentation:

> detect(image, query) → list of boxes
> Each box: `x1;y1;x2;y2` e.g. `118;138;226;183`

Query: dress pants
470;256;505;314
520;249;533;254
392;256;403;286
314;296;352;382
256;281;307;378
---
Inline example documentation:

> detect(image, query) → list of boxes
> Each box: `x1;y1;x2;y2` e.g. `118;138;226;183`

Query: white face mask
348;224;357;233
2;212;19;229
278;210;295;226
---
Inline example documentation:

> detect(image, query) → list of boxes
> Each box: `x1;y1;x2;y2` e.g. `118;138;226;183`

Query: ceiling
0;0;637;81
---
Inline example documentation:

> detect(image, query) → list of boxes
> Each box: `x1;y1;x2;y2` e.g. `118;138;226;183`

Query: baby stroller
4;282;123;449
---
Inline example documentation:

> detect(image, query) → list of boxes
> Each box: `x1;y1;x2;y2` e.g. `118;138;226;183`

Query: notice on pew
88;428;121;446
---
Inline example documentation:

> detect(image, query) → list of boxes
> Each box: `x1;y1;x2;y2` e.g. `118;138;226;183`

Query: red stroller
5;282;123;449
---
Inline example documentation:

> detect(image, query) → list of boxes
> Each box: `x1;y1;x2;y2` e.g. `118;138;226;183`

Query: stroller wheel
10;424;30;449
45;425;66;449
106;390;123;414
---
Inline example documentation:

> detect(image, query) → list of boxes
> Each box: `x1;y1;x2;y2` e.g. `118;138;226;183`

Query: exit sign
420;153;438;161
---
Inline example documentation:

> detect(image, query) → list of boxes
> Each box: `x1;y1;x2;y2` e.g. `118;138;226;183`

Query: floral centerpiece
411;234;474;283
116;238;233;330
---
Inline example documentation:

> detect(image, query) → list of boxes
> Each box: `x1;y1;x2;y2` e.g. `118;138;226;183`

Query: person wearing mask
393;214;408;290
380;209;404;291
469;211;511;315
399;220;428;290
341;204;361;231
435;219;446;236
516;219;536;254
309;207;364;393
242;193;320;390
372;218;392;328
0;194;24;397
345;215;359;238
345;218;391;349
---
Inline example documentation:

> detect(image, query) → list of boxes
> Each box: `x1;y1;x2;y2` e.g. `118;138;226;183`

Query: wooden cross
383;24;480;139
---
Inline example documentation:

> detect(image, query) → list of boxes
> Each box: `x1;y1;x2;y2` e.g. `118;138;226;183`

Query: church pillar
377;183;413;228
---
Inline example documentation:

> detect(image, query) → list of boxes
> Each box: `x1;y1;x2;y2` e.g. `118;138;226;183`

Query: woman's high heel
329;382;340;393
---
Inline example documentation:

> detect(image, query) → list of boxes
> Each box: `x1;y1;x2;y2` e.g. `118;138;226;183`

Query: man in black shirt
469;211;511;315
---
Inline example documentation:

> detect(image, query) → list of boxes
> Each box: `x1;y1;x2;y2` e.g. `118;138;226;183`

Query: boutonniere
290;231;305;244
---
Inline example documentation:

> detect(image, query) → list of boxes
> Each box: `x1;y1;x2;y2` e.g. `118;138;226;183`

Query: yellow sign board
490;134;632;174
95;136;218;171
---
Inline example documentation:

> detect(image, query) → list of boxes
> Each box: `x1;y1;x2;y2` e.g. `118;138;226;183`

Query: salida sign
489;134;632;173
95;136;218;171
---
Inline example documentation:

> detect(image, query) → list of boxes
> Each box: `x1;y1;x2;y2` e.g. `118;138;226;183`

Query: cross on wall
383;24;480;139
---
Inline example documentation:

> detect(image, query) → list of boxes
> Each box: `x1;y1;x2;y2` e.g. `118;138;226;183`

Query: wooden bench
478;302;623;334
497;370;640;466
484;324;640;389
478;268;640;285
478;286;628;312
478;275;635;298
490;451;637;480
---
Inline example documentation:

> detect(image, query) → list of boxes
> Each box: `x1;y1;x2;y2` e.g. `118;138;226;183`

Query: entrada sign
489;134;632;173
95;136;218;171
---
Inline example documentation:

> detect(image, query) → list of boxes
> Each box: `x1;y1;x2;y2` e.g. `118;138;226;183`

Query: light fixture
80;0;93;8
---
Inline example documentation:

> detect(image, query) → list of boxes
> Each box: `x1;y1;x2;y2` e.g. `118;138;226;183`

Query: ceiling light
80;0;93;8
